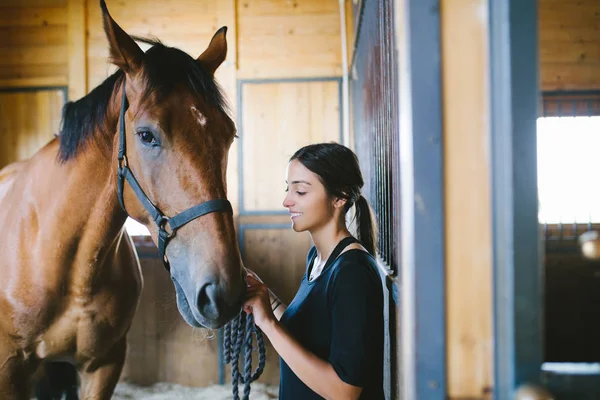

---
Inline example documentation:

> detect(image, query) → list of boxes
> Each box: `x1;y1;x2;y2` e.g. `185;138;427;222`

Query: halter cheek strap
116;79;233;271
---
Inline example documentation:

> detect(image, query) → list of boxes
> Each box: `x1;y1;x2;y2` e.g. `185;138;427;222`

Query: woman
243;142;384;400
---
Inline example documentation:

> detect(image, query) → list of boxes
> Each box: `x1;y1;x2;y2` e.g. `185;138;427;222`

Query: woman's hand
244;268;264;283
243;275;276;329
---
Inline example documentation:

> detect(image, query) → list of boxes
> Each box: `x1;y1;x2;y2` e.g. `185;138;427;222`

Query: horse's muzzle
196;279;245;325
172;275;245;329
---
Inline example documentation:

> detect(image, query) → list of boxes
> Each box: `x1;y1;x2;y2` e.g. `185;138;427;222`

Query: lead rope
223;311;267;400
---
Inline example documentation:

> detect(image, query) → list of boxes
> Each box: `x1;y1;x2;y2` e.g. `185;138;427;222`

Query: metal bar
489;0;542;398
401;0;446;398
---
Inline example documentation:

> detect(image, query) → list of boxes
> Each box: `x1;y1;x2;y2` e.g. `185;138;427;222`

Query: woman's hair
290;142;377;256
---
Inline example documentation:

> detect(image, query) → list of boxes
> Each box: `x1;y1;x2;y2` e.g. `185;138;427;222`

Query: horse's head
101;0;244;329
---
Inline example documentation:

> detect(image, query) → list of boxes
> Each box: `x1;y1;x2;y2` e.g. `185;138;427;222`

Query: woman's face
282;159;335;233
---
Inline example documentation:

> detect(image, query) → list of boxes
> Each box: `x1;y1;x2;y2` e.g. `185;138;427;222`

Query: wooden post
67;0;87;101
442;0;494;398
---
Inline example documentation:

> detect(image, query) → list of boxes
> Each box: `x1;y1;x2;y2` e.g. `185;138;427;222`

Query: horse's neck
29;134;128;287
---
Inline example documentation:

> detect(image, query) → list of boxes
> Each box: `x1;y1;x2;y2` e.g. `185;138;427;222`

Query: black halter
116;80;233;271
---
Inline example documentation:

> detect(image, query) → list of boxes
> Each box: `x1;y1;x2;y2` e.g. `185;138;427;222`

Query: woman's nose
282;193;294;208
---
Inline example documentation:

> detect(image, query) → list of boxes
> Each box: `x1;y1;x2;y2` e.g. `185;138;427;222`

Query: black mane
58;38;230;162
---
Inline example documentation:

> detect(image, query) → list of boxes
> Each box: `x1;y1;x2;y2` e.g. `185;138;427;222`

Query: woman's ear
333;197;347;209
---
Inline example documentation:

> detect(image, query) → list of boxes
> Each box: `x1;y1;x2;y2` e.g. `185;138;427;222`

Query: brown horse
0;1;244;398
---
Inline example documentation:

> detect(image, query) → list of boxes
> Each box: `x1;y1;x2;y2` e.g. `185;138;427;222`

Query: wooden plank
0;7;67;27
541;62;600;91
441;0;494;397
0;46;68;66
539;26;600;42
237;14;340;36
0;26;67;47
539;40;600;63
238;0;338;16
0;76;67;88
0;0;67;7
538;0;599;18
237;65;343;79
86;22;221;42
0;63;67;80
68;0;86;100
237;36;340;59
86;0;217;19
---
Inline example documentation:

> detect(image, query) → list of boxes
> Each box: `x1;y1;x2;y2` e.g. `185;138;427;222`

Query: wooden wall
539;0;600;91
0;89;65;168
237;1;342;79
0;0;68;88
121;256;221;386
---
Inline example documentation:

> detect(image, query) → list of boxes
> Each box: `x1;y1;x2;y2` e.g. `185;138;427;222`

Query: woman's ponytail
355;195;377;256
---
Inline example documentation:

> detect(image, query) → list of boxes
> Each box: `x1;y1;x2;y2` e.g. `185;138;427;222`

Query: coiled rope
223;311;267;400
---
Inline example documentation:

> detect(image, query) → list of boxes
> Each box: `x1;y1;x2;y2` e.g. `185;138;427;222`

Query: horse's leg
79;337;126;400
0;344;33;400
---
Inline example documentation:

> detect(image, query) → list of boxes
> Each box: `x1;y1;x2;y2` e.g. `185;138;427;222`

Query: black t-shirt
278;242;385;400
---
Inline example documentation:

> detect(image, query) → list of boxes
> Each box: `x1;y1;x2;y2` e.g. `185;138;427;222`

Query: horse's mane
57;37;230;162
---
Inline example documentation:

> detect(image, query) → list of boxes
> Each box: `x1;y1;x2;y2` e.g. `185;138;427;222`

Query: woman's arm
267;289;287;320
262;317;362;400
244;275;362;400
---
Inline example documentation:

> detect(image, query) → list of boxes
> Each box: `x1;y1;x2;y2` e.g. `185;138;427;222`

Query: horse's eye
138;131;156;145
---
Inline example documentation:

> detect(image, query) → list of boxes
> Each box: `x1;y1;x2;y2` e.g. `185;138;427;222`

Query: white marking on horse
191;106;207;127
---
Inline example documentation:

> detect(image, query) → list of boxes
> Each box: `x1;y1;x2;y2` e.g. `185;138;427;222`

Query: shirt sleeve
328;258;383;388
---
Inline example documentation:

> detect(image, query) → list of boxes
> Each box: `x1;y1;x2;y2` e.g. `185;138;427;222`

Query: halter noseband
116;80;233;271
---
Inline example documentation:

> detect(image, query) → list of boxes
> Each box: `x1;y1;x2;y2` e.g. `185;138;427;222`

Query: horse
0;1;245;398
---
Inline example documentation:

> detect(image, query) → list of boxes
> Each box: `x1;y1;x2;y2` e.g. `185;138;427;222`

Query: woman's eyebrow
285;180;312;185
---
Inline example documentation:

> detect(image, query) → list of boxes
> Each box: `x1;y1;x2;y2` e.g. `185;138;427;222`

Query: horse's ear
100;0;144;73
197;27;228;76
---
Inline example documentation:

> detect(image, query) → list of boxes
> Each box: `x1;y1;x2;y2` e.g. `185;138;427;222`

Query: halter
116;80;233;271
116;80;266;400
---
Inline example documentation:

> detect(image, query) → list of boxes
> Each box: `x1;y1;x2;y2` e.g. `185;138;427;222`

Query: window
125;217;150;236
537;116;600;224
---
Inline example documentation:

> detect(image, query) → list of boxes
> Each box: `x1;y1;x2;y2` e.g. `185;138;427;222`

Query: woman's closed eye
284;186;306;195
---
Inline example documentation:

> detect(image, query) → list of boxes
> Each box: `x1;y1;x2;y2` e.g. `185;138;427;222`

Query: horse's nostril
197;282;221;320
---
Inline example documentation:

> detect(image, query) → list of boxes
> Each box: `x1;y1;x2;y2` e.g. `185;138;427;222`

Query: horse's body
0;1;244;398
0;139;141;398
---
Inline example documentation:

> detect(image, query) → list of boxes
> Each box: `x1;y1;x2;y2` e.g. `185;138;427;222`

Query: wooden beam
214;0;240;215
442;0;494;398
0;76;67;88
67;0;86;101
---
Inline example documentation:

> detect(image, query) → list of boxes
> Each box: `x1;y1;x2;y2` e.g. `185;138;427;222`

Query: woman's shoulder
331;249;380;283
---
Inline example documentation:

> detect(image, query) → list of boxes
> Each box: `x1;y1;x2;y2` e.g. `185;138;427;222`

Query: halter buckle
157;215;174;238
118;154;129;170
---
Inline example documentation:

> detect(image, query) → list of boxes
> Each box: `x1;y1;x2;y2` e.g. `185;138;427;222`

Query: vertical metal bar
587;98;591;117
399;0;446;398
490;0;542;398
